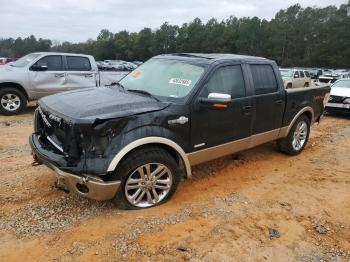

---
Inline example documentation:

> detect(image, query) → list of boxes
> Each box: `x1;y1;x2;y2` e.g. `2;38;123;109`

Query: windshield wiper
109;82;125;90
127;89;160;102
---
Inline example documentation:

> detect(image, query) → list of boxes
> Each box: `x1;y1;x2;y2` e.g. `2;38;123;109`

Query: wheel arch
0;82;29;100
107;137;192;178
279;106;314;138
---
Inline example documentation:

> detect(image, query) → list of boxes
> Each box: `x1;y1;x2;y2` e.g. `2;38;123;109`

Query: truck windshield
332;80;350;88
11;53;40;68
119;58;205;99
280;69;293;77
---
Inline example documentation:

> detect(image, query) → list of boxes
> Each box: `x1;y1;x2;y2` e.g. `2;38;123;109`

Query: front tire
277;115;310;155
113;146;181;209
0;88;27;115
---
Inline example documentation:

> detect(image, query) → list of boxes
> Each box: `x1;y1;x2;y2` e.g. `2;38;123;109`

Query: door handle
84;74;93;78
242;105;253;115
54;73;65;78
275;100;283;105
168;116;188;125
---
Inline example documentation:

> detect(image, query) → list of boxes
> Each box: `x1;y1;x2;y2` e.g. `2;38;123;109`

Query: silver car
0;52;99;115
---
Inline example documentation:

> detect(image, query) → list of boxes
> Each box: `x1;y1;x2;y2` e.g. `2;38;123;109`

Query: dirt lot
0;107;349;261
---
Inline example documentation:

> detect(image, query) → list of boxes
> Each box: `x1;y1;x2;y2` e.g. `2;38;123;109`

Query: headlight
344;98;350;104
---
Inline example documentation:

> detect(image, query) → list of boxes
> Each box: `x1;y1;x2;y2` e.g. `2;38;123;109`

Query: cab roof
156;53;273;64
31;52;92;57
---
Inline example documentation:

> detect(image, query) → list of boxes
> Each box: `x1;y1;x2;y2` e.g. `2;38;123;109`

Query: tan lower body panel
187;128;283;166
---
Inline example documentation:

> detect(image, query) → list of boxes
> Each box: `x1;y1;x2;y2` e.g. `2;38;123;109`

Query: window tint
304;71;310;77
66;56;91;71
204;65;246;98
34;55;63;71
250;65;278;95
294;71;300;78
299;71;305;78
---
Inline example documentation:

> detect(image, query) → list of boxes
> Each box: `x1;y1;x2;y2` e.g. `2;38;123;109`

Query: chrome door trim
187;128;280;166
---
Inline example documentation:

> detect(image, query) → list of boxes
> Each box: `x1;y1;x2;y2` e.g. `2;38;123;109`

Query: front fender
106;136;192;178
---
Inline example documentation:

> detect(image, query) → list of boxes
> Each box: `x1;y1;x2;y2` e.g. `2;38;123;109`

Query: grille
329;95;345;103
36;107;81;159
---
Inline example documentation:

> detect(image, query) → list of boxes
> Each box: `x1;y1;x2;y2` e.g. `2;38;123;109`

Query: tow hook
53;180;70;194
31;154;43;166
31;160;42;166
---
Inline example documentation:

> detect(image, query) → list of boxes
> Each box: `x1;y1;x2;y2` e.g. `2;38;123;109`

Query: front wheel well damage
109;143;187;180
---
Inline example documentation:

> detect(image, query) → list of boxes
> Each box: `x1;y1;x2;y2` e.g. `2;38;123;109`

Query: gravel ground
0;111;350;261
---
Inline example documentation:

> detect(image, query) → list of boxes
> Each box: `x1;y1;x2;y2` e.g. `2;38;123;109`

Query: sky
0;0;347;43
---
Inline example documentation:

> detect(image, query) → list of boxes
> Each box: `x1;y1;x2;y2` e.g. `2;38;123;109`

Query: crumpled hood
330;87;350;98
39;87;169;124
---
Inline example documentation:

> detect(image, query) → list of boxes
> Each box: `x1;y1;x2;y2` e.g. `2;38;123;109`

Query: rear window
250;65;278;95
66;56;91;71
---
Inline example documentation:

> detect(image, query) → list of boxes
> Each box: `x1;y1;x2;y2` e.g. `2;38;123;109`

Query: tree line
0;2;349;68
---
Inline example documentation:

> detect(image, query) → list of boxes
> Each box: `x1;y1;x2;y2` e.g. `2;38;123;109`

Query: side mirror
208;93;231;102
199;92;231;110
31;64;48;71
294;73;299;79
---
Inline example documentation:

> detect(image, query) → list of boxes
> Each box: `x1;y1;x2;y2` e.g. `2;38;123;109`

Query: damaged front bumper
29;133;120;201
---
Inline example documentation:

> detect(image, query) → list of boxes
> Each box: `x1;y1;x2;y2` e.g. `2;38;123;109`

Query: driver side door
189;63;253;164
29;55;67;98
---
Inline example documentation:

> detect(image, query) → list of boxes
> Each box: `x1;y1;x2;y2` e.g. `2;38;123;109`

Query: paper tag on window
169;78;192;86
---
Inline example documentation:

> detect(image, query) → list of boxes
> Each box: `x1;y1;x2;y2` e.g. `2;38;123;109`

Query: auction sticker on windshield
132;70;143;78
169;78;192;86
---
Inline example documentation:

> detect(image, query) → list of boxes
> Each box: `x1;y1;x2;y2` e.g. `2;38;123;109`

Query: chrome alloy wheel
124;163;173;208
1;93;21;111
292;120;308;151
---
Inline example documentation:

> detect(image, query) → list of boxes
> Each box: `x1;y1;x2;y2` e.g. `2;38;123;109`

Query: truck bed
283;85;331;127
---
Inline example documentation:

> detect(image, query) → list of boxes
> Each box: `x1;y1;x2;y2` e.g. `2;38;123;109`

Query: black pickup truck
30;53;330;209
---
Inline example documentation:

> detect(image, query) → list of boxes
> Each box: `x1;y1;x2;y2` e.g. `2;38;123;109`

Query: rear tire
0;88;27;115
304;82;309;87
112;146;181;209
277;115;310;155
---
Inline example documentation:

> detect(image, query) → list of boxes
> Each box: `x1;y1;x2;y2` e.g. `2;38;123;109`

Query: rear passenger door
248;64;285;136
65;56;97;90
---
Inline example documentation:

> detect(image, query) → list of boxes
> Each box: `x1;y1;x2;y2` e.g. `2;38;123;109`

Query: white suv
280;68;311;88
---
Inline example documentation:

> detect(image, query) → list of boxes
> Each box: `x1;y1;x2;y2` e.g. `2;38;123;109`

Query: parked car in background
319;70;350;84
308;68;323;79
325;79;350;116
0;57;7;65
280;68;311;88
133;61;143;66
30;53;330;209
96;61;105;70
0;57;17;65
0;52;100;114
105;60;137;71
